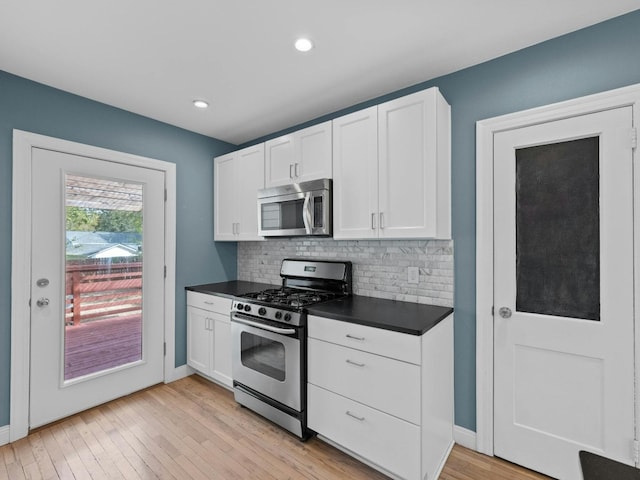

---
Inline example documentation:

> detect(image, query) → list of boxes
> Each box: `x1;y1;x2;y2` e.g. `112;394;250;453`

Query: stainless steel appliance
231;258;352;439
257;178;332;237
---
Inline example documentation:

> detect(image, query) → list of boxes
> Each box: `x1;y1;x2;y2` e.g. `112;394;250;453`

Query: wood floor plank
0;375;555;480
26;432;57;480
79;409;142;480
49;423;93;480
38;428;76;480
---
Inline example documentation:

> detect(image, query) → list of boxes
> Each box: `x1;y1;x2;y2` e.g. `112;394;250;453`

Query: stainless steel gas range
230;258;352;439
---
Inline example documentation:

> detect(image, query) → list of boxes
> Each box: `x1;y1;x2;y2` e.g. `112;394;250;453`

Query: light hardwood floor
1;375;551;479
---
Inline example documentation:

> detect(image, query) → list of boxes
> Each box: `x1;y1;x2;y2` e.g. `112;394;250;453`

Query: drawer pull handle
346;411;365;421
204;301;215;305
346;334;365;341
346;359;365;367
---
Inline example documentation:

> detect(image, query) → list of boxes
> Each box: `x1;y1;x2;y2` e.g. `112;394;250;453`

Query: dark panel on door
515;136;600;320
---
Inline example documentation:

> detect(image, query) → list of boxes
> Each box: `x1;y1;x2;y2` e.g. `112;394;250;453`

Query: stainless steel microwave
257;179;332;237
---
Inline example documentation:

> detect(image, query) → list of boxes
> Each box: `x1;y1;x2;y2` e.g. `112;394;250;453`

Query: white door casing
10;130;177;442
493;107;634;478
476;84;640;467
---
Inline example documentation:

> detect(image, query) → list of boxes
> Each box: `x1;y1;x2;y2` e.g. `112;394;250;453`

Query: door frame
10;130;177;442
476;83;640;457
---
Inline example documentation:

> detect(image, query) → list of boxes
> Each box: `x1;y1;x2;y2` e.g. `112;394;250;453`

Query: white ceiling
1;1;638;145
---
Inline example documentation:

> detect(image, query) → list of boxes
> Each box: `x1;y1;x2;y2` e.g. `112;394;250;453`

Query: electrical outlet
408;266;419;284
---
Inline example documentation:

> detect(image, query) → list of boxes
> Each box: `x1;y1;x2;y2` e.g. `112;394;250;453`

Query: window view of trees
66;206;143;233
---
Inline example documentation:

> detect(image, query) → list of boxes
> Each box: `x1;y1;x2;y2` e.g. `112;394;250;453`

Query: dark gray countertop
186;280;277;299
186;281;453;336
307;295;453;336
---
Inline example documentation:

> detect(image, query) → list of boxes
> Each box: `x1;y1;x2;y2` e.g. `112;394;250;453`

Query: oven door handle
231;314;297;335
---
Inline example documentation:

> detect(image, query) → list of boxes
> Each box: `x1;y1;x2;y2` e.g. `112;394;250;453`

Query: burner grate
242;288;338;308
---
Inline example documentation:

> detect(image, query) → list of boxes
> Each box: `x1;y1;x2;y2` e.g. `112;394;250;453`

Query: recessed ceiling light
193;99;209;109
294;38;314;52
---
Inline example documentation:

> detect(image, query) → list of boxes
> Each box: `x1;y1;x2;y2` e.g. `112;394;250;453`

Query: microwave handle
302;193;312;234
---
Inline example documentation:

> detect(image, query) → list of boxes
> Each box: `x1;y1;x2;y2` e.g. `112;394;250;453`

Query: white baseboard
0;425;10;446
454;425;477;450
165;364;191;383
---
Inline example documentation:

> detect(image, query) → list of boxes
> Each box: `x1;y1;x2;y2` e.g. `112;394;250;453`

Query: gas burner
242;288;338;309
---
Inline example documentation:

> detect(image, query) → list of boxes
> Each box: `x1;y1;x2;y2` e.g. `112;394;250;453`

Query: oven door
231;312;302;411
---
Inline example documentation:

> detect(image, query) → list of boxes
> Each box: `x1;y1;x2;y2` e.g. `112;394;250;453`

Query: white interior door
493;107;636;479
29;147;165;428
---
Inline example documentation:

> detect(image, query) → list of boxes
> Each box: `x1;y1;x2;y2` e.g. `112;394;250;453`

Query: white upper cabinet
332;107;379;239
333;87;451;240
265;121;332;187
214;143;265;241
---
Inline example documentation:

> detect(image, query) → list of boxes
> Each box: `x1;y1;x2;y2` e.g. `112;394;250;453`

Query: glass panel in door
515;136;600;320
64;174;143;380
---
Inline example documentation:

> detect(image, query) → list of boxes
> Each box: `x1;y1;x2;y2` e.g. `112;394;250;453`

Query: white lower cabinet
307;314;454;480
186;291;233;388
308;383;421;480
308;338;420;424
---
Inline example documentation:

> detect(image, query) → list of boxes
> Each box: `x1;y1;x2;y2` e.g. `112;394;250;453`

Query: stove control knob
258;307;267;316
236;303;243;311
284;313;292;322
244;304;251;312
274;311;282;320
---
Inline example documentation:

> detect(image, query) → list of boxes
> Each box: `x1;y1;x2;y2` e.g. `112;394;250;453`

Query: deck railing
65;260;142;326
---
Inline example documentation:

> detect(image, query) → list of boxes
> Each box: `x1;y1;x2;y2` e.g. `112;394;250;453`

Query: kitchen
1;3;640;479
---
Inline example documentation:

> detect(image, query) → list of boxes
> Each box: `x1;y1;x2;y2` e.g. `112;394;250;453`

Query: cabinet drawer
308;338;420;424
186;291;232;315
308;384;420;480
308;315;421;364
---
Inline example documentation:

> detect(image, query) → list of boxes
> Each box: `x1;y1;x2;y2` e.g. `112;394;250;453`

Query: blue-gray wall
242;10;640;431
0;71;238;427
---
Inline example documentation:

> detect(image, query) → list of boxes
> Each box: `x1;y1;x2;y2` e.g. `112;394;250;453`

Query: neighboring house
66;231;142;259
90;244;139;259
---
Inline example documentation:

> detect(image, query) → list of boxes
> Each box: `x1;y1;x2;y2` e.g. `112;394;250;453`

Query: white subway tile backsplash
237;238;454;307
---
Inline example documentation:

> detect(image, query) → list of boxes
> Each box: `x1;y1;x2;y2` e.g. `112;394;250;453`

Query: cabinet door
186;306;213;375
236;144;264;240
295;121;332;183
214;153;237;241
378;88;440;238
332;108;378;239
265;134;294;187
212;316;232;387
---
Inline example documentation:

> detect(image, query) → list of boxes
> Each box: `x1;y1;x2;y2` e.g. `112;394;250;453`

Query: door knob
36;298;50;307
498;307;512;318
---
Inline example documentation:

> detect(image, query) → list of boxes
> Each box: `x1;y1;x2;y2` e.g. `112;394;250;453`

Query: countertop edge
306;307;454;335
186;283;454;336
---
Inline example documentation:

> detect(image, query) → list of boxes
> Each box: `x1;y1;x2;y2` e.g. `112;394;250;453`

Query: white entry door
29;147;165;428
493;107;635;479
